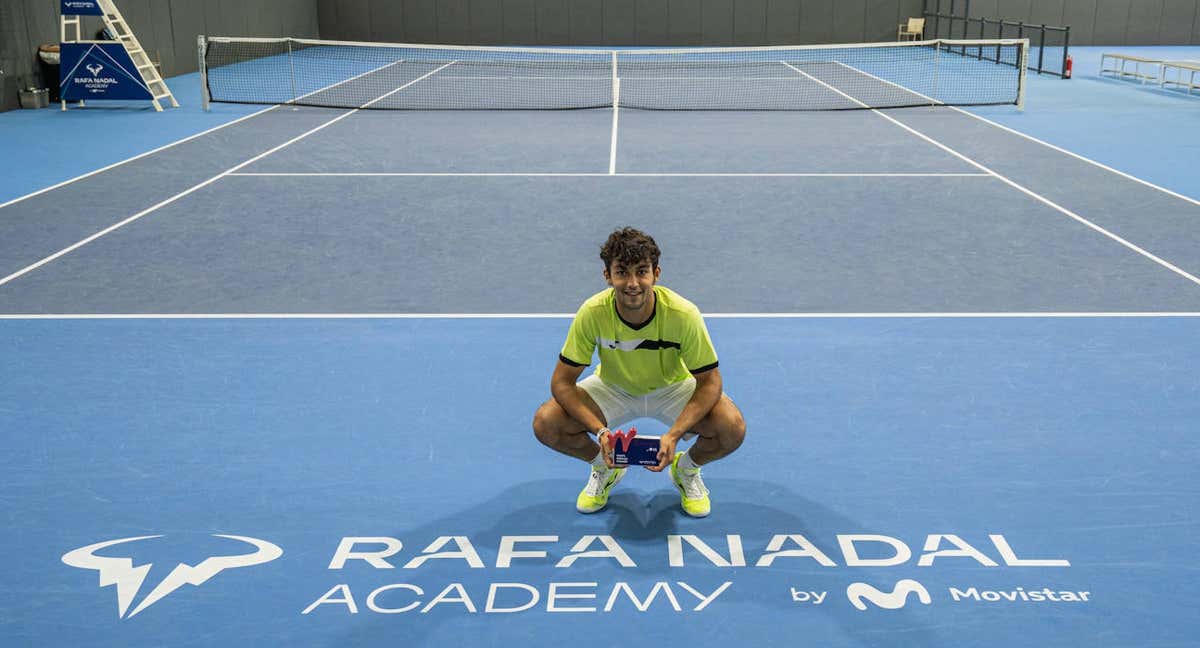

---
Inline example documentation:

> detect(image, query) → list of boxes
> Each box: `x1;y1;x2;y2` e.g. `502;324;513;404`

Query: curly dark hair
600;227;661;271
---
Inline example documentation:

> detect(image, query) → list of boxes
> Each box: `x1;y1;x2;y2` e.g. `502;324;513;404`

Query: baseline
2;312;1198;320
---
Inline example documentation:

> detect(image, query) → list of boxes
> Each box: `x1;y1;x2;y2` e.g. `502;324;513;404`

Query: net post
198;34;210;112
1017;38;1028;110
287;38;298;109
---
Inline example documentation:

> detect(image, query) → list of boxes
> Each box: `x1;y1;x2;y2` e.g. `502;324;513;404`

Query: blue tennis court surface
2;46;1200;646
4;316;1197;645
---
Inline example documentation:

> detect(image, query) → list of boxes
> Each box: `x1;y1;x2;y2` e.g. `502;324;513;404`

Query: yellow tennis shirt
559;285;719;396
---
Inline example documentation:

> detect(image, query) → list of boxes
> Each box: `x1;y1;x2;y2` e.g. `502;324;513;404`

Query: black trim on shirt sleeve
559;354;589;367
690;361;719;375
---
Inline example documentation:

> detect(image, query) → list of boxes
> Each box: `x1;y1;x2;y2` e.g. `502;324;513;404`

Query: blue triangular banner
60;43;154;101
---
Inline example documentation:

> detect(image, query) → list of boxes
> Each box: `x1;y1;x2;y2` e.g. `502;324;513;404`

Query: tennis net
200;36;1027;111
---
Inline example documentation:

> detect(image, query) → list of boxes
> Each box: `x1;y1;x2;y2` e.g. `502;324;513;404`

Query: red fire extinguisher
1065;54;1073;78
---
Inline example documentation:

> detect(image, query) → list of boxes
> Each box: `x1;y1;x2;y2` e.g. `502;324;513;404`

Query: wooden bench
1160;60;1200;95
1100;53;1163;84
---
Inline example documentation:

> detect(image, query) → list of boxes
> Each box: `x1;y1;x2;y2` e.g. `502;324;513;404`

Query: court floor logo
846;579;932;610
62;534;282;618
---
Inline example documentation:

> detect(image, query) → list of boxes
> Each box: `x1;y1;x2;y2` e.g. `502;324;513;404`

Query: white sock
678;450;700;473
590;450;609;470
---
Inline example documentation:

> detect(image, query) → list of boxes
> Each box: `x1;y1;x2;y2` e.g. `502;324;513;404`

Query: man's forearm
551;381;606;434
666;378;721;439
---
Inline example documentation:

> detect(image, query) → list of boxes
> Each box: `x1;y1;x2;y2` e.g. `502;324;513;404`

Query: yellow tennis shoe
670;452;711;518
576;466;626;513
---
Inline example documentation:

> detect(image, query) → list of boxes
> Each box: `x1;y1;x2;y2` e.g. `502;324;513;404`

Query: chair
898;17;925;41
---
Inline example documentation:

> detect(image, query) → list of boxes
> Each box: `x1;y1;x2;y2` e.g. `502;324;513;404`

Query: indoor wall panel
1093;0;1131;44
834;0;868;43
1159;0;1197;44
765;0;801;44
1126;0;1163;44
733;0;768;44
702;0;736;44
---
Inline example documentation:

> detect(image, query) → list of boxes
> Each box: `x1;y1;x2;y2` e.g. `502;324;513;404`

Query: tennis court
2;33;1199;648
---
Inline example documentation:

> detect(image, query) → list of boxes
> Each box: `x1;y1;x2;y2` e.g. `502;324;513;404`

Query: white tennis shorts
578;373;698;440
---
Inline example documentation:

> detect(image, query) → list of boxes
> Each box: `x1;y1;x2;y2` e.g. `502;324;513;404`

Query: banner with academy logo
61;0;104;15
60;43;152;102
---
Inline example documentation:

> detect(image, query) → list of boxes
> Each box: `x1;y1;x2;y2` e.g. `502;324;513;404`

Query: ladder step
153;92;173;99
136;62;156;70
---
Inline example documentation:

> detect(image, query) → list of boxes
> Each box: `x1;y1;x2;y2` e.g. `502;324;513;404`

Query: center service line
609;73;621;175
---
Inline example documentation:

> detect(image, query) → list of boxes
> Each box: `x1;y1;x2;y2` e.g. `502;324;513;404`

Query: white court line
7;59;1192;210
952;109;1200;207
228;172;991;177
1;312;1198;320
827;60;1200;207
0;54;431;212
433;75;820;80
609;66;620;175
782;60;1200;289
0;105;278;211
0;62;456;290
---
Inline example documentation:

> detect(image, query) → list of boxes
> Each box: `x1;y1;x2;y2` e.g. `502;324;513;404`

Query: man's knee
532;401;562;446
724;412;746;451
712;400;746;452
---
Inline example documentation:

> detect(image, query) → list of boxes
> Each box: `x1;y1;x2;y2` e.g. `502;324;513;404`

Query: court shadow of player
328;477;944;648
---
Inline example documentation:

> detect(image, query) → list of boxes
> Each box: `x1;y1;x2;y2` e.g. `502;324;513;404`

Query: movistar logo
846;579;932;610
62;535;283;618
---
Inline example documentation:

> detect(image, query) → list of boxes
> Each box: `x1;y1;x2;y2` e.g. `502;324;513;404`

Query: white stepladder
60;0;178;111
